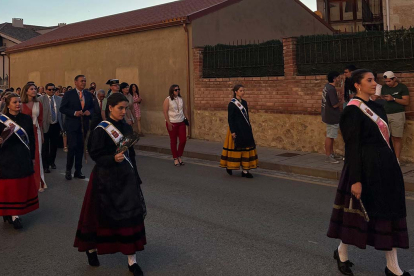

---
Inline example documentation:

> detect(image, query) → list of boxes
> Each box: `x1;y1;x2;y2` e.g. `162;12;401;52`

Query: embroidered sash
347;99;391;149
0;114;30;150
231;98;250;126
96;121;133;168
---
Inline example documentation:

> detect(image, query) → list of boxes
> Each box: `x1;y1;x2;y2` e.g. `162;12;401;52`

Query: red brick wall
193;38;414;118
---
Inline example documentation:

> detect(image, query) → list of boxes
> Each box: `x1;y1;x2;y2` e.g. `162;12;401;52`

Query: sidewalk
135;135;414;192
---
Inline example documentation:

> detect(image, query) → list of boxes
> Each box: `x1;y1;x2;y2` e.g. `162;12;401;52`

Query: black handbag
184;118;189;126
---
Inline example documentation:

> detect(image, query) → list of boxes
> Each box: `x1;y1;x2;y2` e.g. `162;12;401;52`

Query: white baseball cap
383;71;396;79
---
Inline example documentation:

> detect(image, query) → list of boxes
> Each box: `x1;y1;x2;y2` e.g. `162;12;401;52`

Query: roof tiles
8;0;231;53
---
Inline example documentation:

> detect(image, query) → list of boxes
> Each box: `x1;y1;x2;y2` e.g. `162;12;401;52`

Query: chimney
12;18;24;28
58;23;66;27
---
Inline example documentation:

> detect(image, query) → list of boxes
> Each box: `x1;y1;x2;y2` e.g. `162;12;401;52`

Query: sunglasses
174;89;181;92
47;89;55;91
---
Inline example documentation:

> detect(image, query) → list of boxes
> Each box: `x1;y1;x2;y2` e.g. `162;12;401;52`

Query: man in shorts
322;71;342;164
381;71;410;162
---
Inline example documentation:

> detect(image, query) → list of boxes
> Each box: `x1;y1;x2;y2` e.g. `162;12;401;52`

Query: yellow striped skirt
219;128;258;170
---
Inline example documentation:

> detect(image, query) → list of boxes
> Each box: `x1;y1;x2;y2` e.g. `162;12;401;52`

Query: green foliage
297;29;414;75
203;40;284;78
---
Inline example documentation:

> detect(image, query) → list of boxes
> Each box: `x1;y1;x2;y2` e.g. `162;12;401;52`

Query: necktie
79;91;85;109
50;96;56;122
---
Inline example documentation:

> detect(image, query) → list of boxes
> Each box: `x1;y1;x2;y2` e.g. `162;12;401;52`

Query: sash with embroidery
231;98;250;126
96;121;134;168
0;114;30;150
347;99;391;150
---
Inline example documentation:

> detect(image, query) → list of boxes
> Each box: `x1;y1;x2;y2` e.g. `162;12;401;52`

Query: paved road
1;150;413;276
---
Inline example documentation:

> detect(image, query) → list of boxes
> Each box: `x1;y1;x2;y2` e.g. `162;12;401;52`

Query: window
328;0;364;22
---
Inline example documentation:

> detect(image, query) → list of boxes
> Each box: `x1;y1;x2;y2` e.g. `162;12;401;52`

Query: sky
0;0;317;26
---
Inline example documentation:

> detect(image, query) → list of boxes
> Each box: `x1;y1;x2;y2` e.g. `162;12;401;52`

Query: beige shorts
387;112;406;138
326;123;339;139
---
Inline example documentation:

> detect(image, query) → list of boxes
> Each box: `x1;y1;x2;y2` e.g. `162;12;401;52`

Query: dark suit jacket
90;98;103;131
59;89;94;132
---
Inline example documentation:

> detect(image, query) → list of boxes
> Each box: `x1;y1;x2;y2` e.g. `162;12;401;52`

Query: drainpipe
183;22;192;138
1;52;4;85
385;0;390;31
7;53;10;88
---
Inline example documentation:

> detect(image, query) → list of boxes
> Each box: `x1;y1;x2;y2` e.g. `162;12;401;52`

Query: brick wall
192;38;414;161
194;38;414;117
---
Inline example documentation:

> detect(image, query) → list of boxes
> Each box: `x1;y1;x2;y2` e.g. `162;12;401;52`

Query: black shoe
86;251;100;267
334;249;354;276
128;263;144;276
65;171;72;180
74;171;86;179
173;159;180;166
12;217;22;229
44;168;51;173
226;169;233;175
2;216;12;224
385;267;411;276
51;164;56;169
241;172;253;178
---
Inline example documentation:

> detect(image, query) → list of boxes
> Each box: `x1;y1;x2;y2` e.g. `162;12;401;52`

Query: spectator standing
381;71;410;163
38;86;45;96
130;84;144;136
322;71;342;164
101;79;120;120
90;89;105;130
40;83;63;173
21;83;47;192
88;86;96;97
342;65;357;109
163;84;189;166
60;75;94;180
15;87;21;95
120;82;135;126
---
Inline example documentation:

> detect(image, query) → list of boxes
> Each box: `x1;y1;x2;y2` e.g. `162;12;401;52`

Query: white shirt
375;84;383;96
167;96;185;123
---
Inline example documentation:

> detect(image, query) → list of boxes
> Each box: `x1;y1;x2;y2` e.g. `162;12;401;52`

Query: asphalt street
0;150;413;276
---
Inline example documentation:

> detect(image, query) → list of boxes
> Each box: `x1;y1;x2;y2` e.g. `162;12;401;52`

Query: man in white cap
381;71;410;163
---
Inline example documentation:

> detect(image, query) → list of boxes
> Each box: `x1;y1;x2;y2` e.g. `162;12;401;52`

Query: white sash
0;114;30;150
96;121;133;168
31;102;47;189
230;98;250;126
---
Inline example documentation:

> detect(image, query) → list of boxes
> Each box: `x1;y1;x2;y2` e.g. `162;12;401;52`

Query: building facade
0;18;57;88
316;0;414;32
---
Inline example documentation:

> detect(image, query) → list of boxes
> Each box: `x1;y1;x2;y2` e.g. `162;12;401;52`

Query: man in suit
59;75;94;180
90;89;105;131
39;83;63;173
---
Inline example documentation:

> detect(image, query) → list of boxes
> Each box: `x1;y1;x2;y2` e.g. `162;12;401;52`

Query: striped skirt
220;128;258;170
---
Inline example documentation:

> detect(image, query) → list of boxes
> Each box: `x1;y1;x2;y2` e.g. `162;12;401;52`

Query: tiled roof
0;23;41;42
8;0;238;53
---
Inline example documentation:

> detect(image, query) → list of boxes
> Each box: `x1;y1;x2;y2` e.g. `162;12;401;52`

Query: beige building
0;18;57;88
316;0;414;32
7;0;333;136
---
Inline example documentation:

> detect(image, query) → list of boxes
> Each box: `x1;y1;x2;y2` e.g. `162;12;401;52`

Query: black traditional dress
0;112;38;216
327;97;409;250
220;98;258;170
74;118;146;255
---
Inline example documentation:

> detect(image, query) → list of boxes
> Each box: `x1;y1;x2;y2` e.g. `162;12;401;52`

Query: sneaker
332;154;343;160
325;155;339;164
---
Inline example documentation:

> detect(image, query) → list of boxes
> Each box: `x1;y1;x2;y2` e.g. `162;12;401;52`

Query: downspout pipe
386;0;390;31
183;22;192;138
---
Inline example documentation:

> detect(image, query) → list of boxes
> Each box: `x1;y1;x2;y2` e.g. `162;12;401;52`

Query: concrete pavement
0;149;413;276
136;134;414;192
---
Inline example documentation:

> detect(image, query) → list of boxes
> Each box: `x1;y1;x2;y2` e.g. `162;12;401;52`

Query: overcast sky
0;0;316;26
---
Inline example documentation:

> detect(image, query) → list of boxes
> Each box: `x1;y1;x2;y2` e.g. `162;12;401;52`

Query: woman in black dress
0;93;38;229
220;84;258;178
327;69;410;276
74;93;146;276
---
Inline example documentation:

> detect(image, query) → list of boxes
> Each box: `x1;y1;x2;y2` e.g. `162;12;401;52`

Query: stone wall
192;38;414;162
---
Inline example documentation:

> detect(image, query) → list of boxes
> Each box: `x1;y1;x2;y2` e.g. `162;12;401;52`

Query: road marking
137;151;414;202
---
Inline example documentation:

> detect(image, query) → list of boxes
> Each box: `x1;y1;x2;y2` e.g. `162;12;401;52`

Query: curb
135;145;414;192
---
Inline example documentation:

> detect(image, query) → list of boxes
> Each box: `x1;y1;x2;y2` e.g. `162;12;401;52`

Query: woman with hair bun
220;84;258;178
327;69;410;276
74;93;147;276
